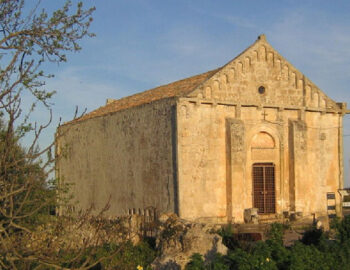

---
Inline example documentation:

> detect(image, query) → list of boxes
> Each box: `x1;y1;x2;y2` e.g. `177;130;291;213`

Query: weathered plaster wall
295;112;341;215
57;98;177;216
177;99;342;223
177;102;230;223
56;35;344;224
176;35;343;223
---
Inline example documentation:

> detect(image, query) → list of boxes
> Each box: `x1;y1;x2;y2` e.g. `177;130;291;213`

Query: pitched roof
70;68;220;124
64;35;267;125
65;34;345;126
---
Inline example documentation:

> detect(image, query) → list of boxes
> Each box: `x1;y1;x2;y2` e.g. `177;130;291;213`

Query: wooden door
253;163;276;214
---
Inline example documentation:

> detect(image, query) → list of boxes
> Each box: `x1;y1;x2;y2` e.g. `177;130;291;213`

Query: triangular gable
187;35;340;111
66;35;343;126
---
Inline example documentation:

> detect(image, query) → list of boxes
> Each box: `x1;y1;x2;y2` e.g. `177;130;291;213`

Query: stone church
56;35;349;224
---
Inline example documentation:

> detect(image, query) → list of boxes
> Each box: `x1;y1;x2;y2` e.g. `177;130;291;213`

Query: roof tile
70;68;220;124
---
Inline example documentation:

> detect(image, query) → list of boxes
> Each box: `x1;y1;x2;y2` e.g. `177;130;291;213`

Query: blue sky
29;0;350;185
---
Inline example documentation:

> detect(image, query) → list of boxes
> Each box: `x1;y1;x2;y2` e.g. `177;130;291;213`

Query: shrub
218;224;240;250
105;241;156;270
332;215;350;243
61;240;157;270
301;226;324;246
267;223;285;245
288;241;334;270
185;253;206;270
208;253;229;270
186;221;350;270
225;244;278;270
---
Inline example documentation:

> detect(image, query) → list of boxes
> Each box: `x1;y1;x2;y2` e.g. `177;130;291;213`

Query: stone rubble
152;213;227;270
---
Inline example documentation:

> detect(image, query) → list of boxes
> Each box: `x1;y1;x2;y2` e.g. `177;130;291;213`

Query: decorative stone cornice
178;97;342;114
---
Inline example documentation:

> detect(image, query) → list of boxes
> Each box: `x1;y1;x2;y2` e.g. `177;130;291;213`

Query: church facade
56;35;348;224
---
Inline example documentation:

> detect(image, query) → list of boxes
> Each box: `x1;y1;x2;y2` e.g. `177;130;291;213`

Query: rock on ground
152;213;227;270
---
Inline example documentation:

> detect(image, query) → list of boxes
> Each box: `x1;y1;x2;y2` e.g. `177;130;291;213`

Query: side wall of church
176;99;342;223
56;98;177;216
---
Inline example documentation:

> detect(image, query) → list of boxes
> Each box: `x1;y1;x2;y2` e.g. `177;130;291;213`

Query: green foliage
218;224;241;250
209;253;229;270
107;241;156;270
0;0;96;268
89;241;156;270
226;244;278;270
301;227;325;246
17;240;156;270
267;223;285;245
329;239;350;268
0;117;56;229
332;215;350;243
288;242;331;270
186;220;350;270
185;253;206;270
185;253;230;270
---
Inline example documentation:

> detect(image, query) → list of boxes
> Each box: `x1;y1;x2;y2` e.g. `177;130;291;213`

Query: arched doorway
250;131;276;214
